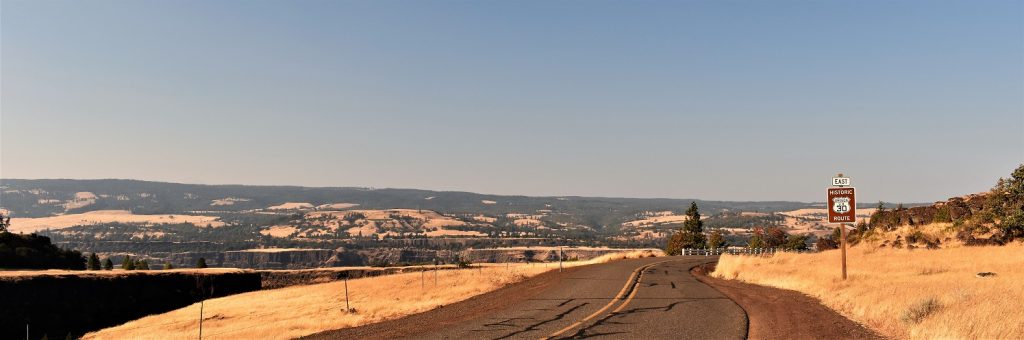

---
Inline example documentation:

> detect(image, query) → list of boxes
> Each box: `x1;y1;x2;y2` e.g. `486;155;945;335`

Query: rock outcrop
869;194;987;230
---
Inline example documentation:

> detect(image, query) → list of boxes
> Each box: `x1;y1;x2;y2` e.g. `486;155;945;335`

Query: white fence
679;248;816;256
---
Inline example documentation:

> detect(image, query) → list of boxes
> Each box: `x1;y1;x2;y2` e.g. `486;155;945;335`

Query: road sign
827;187;856;223
832;177;850;186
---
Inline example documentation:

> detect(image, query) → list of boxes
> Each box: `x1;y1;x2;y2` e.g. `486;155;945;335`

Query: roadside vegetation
713;243;1024;339
84;250;661;339
713;164;1024;339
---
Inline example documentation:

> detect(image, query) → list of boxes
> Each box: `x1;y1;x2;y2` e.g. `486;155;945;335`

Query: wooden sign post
827;174;855;280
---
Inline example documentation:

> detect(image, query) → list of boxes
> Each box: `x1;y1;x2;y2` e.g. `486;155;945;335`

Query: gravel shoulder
692;263;885;340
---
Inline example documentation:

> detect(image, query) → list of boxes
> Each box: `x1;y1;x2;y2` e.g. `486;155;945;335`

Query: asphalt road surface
307;256;747;339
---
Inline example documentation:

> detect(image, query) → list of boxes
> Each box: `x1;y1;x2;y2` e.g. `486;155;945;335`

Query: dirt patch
692;263;883;340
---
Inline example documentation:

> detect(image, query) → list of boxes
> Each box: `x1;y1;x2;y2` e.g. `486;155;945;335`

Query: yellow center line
542;259;682;339
610;268;646;314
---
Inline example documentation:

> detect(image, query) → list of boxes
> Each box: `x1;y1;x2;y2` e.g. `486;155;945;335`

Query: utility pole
198;299;204;340
343;275;350;311
558;246;563;272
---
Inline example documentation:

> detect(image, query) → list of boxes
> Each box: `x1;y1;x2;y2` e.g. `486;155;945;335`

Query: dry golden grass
258;225;298;238
85;250;661;340
9;210;225;233
266;202;314;210
315;203;359;210
857;223;964;248
621;214;691;227
423;229;486;237
713;243;1024;339
513;218;543;226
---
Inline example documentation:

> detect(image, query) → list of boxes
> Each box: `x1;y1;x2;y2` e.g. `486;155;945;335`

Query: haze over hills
0;178;821;219
0;178;884;268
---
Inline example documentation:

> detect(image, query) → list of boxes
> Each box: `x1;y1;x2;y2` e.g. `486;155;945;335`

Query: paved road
307;257;747;339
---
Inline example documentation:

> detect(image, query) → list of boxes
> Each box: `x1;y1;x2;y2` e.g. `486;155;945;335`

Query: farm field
8;210;225;233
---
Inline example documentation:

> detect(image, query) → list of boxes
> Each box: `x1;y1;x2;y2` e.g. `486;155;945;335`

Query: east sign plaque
827;186;856;223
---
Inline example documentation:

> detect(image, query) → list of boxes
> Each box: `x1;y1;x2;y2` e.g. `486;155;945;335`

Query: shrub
933;206;952;223
87;253;101;270
901;297;941;324
815;236;838;250
784;234;809;250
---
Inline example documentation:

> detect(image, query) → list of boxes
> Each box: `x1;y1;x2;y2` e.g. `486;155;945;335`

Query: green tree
197;257;208;268
87;253;101;270
707;229;726;249
665;202;707;255
136;260;149;270
103;257;114;270
784;234;809;250
990;164;1024;241
747;233;765;248
122;255;135;270
0;213;9;233
163;262;174;270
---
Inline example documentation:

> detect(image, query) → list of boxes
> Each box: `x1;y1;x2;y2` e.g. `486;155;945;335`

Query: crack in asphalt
478;317;534;330
565;301;696;338
494;302;590;340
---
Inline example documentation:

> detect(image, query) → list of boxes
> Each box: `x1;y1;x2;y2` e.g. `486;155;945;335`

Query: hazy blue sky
2;1;1022;202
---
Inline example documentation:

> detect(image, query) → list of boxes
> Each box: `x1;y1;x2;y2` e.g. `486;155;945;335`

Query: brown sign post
827;174;855;280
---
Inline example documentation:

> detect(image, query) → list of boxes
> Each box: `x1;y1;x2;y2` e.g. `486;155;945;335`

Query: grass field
713;243;1024;339
9;210;225;233
85;250;661;339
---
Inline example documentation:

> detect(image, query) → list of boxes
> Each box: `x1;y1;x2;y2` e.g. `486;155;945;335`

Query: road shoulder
692;263;884;340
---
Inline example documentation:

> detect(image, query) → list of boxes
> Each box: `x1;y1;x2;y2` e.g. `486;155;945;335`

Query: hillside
0;178;889;268
0;179;812;220
0;179;820;242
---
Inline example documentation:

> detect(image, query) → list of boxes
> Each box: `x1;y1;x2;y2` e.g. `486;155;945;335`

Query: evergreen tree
87;253;101;270
121;255;133;270
163;262;174;270
0;213;9;233
665;202;708;254
196;257;208;268
136;260;149;270
103;258;114;270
